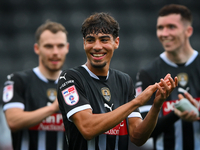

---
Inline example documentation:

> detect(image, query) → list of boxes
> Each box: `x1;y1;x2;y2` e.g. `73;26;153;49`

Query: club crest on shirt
177;73;188;87
101;87;111;102
62;85;79;105
3;81;14;102
47;88;57;101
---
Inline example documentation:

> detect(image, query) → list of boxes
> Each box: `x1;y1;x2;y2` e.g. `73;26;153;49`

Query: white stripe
193;121;200;150
128;112;142;119
38;131;45;150
88;138;95;150
67;104;92;121
98;134;106;150
156;133;164;150
21;130;29;150
57;131;63;150
139;105;152;113
175;120;182;150
115;135;119;150
135;81;142;86
3;102;24;111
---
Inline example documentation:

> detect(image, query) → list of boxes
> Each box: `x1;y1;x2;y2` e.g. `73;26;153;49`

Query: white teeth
163;39;171;43
93;54;104;57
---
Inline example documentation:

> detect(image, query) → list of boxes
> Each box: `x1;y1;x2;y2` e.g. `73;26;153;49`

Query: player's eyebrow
99;35;111;39
85;35;94;39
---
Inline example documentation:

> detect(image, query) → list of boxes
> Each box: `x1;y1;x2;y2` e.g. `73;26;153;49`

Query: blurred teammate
2;21;69;150
135;4;200;150
57;12;178;150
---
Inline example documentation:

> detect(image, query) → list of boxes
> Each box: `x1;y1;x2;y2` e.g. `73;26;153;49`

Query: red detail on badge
29;113;65;131
68;86;75;93
135;87;142;97
104;119;128;136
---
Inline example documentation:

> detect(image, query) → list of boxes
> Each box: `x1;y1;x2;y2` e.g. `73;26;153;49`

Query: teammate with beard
135;4;200;150
2;21;69;150
57;12;178;150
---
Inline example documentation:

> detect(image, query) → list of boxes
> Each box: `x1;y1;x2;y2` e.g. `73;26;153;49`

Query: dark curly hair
81;12;120;39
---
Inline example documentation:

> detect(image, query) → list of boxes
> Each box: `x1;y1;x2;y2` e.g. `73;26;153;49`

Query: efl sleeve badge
62;85;79;105
3;84;14;102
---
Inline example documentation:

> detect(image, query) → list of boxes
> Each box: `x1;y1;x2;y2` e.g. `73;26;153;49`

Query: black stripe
29;130;38;150
106;135;116;150
163;125;175;150
46;131;57;150
182;121;194;150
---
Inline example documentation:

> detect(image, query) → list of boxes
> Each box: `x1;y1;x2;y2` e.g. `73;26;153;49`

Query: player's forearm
129;104;160;146
5;105;57;132
73;99;141;140
73;84;158;140
150;111;179;137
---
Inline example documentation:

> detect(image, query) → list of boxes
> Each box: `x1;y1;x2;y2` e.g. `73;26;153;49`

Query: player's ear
65;42;69;54
186;26;193;38
34;43;40;55
114;37;119;49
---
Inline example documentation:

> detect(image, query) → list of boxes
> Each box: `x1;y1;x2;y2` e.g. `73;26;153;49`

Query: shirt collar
160;50;198;67
81;64;109;80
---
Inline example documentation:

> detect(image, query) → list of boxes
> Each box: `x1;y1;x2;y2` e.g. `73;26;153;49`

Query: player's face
35;30;69;72
157;14;188;53
83;33;119;70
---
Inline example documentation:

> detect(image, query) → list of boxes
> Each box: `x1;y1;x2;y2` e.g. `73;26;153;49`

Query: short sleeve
2;73;25;111
57;70;92;121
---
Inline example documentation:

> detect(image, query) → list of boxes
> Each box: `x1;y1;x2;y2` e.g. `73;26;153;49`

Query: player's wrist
48;103;59;113
151;103;162;112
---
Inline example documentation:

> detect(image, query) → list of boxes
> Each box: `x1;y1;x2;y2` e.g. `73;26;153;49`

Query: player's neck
165;45;194;64
85;63;109;76
38;66;61;80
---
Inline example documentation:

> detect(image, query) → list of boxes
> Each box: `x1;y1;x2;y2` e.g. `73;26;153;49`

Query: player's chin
91;62;106;68
49;65;63;72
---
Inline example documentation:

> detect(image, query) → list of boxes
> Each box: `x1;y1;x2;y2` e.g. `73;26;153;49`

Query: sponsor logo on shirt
29;113;65;131
62;85;79;105
162;98;200;116
3;82;14;102
59;80;74;89
59;73;67;80
104;119;128;136
104;103;114;112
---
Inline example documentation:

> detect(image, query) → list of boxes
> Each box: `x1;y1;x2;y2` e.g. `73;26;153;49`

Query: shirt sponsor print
104;119;128;136
162;97;200;116
3;84;13;102
62;85;79;105
29;113;65;131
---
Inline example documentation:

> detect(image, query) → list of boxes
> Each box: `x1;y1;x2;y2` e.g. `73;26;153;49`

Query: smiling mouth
163;39;172;43
92;53;105;57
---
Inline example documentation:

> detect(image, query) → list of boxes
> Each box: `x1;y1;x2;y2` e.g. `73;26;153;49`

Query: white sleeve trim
3;102;24;111
67;104;92;121
128;112;142;119
139;105;152;113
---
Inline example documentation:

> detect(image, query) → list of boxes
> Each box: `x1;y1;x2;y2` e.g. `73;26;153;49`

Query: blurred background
0;0;199;150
